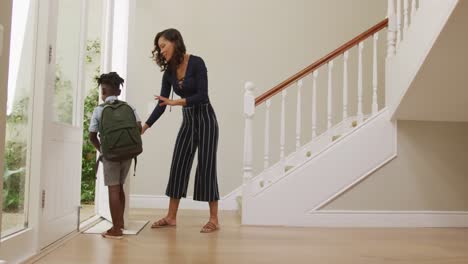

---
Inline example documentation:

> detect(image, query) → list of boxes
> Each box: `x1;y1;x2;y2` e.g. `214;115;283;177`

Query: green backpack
97;100;143;174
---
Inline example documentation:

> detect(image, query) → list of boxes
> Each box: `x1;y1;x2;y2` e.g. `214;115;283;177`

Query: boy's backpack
97;100;143;175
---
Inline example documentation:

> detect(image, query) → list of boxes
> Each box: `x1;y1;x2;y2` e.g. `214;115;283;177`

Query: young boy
89;72;142;239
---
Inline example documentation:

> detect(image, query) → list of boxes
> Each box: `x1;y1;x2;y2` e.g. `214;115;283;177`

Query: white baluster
295;80;303;150
312;70;318;139
372;33;379;115
357;42;364;124
387;0;397;58
411;0;417;22
263;99;271;169
327;61;334;130
243;82;255;185
397;0;402;47
343;51;349;123
403;0;409;35
280;90;287;160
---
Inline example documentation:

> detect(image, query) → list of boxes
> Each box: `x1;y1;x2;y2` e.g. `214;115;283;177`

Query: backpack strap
133;156;137;176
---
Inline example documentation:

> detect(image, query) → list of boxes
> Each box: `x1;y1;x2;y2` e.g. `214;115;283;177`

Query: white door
40;0;88;248
94;0;113;222
95;0;132;224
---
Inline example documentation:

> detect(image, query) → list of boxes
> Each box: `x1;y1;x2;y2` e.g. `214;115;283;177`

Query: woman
141;28;220;233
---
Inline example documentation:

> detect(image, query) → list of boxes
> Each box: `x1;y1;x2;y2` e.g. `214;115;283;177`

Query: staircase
240;0;465;227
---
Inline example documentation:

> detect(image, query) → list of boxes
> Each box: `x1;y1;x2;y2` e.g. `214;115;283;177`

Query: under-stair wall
387;0;467;121
324;121;468;213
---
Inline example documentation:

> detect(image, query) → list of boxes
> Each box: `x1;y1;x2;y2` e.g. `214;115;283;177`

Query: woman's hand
155;95;187;107
141;123;150;135
155;95;174;107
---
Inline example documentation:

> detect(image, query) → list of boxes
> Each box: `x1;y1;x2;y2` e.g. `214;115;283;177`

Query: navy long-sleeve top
145;55;209;127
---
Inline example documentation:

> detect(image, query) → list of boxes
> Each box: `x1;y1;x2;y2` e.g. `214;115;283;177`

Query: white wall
127;0;387;199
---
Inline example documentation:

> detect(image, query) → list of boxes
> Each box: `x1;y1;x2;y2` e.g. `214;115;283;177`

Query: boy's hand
89;132;101;152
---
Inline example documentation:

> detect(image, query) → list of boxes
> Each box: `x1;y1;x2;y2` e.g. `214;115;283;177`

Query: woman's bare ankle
164;216;177;224
209;216;219;225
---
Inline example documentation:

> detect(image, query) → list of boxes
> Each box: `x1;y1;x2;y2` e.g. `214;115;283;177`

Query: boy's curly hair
96;72;125;90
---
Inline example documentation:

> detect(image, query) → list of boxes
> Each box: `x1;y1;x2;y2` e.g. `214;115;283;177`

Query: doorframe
95;0;135;223
94;0;115;221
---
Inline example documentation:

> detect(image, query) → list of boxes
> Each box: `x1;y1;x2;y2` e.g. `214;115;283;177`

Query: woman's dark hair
151;28;186;72
96;72;124;90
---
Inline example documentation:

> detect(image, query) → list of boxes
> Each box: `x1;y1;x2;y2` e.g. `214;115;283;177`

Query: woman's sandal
151;218;176;229
200;222;219;233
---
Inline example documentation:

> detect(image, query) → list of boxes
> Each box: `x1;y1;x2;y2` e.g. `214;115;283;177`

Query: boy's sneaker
101;227;123;240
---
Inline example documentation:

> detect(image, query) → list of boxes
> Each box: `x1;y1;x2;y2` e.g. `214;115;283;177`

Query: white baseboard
131;196;468;227
301;210;468;227
130;187;241;211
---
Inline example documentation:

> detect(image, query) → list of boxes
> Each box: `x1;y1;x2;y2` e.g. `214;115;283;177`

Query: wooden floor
32;209;468;264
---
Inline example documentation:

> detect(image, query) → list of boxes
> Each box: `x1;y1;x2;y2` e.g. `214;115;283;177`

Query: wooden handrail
255;18;389;106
